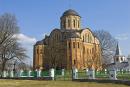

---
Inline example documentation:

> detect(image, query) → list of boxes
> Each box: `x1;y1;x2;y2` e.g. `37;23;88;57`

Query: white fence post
72;67;78;79
86;68;88;76
105;69;107;74
3;71;7;77
88;69;95;79
10;70;14;77
28;70;32;77
37;69;41;77
20;70;23;77
109;70;117;80
50;68;55;80
62;69;65;76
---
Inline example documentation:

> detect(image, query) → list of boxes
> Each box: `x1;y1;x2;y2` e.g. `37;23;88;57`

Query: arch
50;29;62;42
81;28;95;43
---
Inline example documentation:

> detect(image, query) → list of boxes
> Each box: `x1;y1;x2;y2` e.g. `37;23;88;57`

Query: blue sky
0;0;130;63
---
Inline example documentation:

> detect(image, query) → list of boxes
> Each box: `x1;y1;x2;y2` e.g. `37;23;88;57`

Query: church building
33;9;102;70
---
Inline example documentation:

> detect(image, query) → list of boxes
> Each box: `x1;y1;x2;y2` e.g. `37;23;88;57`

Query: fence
0;68;130;81
72;68;130;80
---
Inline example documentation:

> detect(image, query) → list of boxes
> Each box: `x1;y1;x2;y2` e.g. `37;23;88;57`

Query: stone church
33;9;102;70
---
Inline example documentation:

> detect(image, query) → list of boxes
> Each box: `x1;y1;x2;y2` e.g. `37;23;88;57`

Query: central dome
62;9;80;17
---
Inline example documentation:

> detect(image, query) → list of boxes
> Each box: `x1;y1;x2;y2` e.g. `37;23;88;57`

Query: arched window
68;19;70;27
57;34;59;41
85;34;88;42
89;35;92;43
83;36;84;41
68;42;71;49
88;34;90;43
73;42;75;48
78;20;80;28
78;42;80;48
74;59;76;65
55;34;57;41
63;20;66;28
73;20;75;27
83;46;85;53
37;49;39;54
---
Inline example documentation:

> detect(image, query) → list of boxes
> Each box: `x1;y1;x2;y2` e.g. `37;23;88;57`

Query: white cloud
13;33;37;63
13;33;37;45
115;34;129;40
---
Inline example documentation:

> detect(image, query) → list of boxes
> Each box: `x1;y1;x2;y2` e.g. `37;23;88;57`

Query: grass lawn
0;80;129;87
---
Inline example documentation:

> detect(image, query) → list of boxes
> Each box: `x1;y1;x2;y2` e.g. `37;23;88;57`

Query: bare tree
94;30;117;65
0;13;28;74
49;46;60;69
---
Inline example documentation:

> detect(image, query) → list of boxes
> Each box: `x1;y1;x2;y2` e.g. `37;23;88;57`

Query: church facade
33;9;102;70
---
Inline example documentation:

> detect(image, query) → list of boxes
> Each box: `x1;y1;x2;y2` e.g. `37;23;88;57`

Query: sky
0;0;130;64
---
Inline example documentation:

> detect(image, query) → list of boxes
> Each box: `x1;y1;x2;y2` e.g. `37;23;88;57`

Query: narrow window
63;20;66;28
68;19;70;27
55;34;57;41
57;34;59;41
74;60;76;65
78;20;80;28
88;34;90;42
83;46;85;53
73;42;75;48
68;42;71;48
87;49;89;54
37;49;39;54
73;20;76;28
78;42;79;48
90;36;92;43
85;34;87;42
83;36;84;41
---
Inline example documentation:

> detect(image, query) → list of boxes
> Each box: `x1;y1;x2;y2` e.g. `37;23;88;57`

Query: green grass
0;80;129;87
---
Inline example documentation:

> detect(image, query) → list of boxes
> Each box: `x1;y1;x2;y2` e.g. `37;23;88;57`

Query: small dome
62;9;80;17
